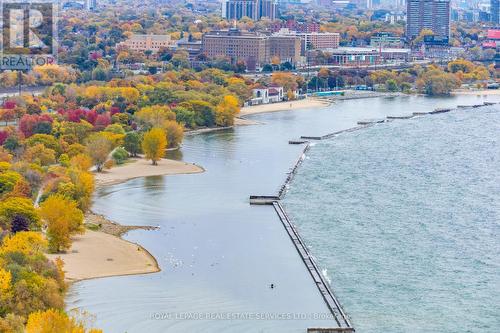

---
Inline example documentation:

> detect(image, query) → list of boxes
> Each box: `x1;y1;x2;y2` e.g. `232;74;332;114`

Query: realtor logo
1;0;57;70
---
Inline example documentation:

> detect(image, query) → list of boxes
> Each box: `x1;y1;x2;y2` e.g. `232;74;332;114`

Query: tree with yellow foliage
39;195;84;253
23;144;56;166
0;197;41;232
163;120;184;149
215;95;240;127
85;134;113;172
0;268;12;294
32;64;78;85
0;231;47;256
142;128;167;165
26;309;102;333
70;154;93;171
136;105;176;129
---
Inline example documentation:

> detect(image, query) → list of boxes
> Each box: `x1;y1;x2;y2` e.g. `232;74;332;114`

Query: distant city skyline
492;0;499;24
406;0;451;41
222;0;278;21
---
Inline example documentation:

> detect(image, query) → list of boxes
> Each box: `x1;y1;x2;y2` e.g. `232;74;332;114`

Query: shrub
112;147;128;165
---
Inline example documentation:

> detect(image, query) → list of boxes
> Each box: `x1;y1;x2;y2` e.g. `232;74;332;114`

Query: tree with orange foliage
271;72;299;92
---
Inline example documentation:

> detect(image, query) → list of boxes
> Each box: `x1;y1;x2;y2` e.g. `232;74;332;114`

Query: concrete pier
387;115;414;120
357;119;385;125
273;202;354;331
249;195;280;205
301;126;367;141
430;108;452;114
412;111;430;115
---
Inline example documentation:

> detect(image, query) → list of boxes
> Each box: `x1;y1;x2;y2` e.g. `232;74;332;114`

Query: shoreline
94;156;204;187
452;89;500;96
56;99;328;284
240;97;330;117
51;157;203;282
64;93;498;330
184;98;330;136
47;212;160;283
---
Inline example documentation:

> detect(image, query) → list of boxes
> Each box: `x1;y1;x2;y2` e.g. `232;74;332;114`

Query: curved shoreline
57;100;331;284
48;227;160;283
52;157;204;282
94;157;204;187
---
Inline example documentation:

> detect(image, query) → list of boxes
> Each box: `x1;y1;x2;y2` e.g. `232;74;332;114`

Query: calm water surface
67;94;500;332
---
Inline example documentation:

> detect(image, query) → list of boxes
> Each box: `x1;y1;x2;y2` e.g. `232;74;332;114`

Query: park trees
163;121;184;149
23;144;57;166
19;114;53;138
26;134;62;155
135;105;176;129
215;95;240;127
123;132;142;157
112;147;129;164
416;67;461;96
181;100;215;127
0;231;66;326
39;194;84;253
25;309;103;333
85;134;113;172
142;128;167;165
0;197;40;232
271;72;299;92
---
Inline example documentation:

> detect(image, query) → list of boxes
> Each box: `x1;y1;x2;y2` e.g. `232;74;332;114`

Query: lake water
284;103;500;333
67;94;500;332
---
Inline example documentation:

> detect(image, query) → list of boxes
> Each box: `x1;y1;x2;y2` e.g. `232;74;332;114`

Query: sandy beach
47;229;159;282
240;98;330;116
94;157;204;186
48;157;204;282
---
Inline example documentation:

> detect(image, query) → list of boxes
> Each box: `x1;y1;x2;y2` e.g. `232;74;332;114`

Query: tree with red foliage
65;109;86;123
3;100;16;109
0;131;9;145
85;110;98;125
110;106;120;115
94;113;111;130
19;114;53;137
